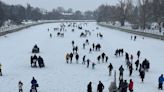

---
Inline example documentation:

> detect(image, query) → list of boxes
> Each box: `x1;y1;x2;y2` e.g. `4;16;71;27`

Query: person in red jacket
129;79;133;92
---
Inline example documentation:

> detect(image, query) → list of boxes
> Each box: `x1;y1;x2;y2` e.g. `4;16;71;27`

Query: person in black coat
69;53;73;63
75;53;79;64
31;56;33;67
97;81;104;92
135;59;139;70
105;56;108;63
129;63;133;76
119;65;124;80
87;59;90;68
118;79;123;91
101;53;106;62
137;50;141;58
97;55;101;63
140;68;145;82
87;82;92;92
82;55;86;64
108;63;113;76
121;80;128;92
38;56;44;68
92;43;95;51
72;40;74;47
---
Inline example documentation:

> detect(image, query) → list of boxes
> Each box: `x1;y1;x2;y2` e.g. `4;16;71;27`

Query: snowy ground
0;22;164;92
101;22;164;36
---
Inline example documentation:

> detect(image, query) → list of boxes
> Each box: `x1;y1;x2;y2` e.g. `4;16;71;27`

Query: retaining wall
0;20;95;36
98;23;164;40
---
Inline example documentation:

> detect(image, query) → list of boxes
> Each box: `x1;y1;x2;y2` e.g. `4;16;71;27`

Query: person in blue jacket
31;77;39;89
158;74;164;90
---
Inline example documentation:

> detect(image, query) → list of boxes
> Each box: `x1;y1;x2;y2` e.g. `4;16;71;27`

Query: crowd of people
0;22;163;92
18;77;39;92
30;44;45;68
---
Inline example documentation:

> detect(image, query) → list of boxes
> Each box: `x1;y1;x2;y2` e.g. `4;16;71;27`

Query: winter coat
128;81;133;90
135;60;139;66
97;82;104;92
108;64;113;71
31;78;37;85
140;69;145;79
121;81;128;92
119;66;124;73
18;82;23;90
159;75;164;84
87;83;92;92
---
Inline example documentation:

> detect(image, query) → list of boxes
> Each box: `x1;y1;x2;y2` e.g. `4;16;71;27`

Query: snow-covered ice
0;22;164;92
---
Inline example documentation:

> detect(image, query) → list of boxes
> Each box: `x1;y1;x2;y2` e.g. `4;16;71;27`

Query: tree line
0;1;96;27
96;0;164;30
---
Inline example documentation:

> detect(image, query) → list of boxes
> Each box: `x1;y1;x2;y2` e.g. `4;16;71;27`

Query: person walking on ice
92;62;96;69
128;79;134;92
87;81;92;92
97;81;104;92
18;81;23;92
0;63;2;76
108;63;113;76
31;77;39;91
87;59;90;68
158;74;164;90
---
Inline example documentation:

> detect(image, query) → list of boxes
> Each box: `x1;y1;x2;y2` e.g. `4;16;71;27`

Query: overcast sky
1;0;119;11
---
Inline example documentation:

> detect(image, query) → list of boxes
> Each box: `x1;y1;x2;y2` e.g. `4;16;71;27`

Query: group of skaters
97;52;109;63
31;44;45;68
87;79;133;92
115;48;124;57
124;51;150;82
131;35;137;41
18;77;39;92
48;22;89;39
47;22;163;91
87;81;104;92
65;34;104;69
64;23;104;70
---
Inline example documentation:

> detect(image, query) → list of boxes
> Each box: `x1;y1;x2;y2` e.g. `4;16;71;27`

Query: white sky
1;0;119;11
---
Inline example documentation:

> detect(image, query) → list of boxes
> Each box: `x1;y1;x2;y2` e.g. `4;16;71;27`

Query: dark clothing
97;82;104;92
87;60;90;68
140;69;145;82
75;54;79;63
119;66;124;75
119;66;124;80
87;82;92;92
135;60;139;70
158;75;164;90
121;81;128;92
159;75;164;84
108;64;113;71
129;64;133;76
31;79;37;85
137;51;141;58
31;78;38;89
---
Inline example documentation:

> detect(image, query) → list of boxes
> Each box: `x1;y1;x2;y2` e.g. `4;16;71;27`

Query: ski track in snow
0;22;164;92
